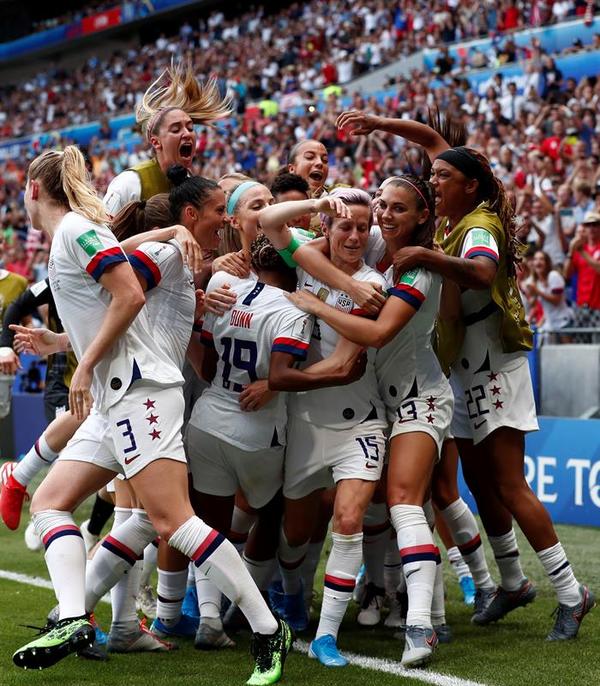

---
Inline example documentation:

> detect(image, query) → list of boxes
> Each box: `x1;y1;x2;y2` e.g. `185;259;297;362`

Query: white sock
300;539;325;607
33;510;86;620
229;506;257;554
13;434;59;486
315;532;363;640
169;516;277;634
488;529;525;592
111;560;142;631
447;546;471;582
441;498;495;590
243;555;275;591
390;504;436;628
362;502;389;589
537;542;581;606
140;538;159;588
278;527;309;595
195;568;222;621
431;551;446;626
384;536;403;597
156;568;188;626
85;509;155;613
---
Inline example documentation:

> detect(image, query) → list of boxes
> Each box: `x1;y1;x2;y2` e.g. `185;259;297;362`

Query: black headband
436;147;484;180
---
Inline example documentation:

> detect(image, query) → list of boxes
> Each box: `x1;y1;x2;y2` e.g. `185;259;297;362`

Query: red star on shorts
143;399;156;410
488;372;498;381
150;429;161;440
426;414;435;424
426;396;437;411
491;386;501;396
146;413;159;425
493;399;504;410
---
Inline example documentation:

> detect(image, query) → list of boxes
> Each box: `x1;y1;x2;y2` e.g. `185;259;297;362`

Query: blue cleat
308;634;348;667
459;576;476;606
150;613;198;638
268;580;285;616
281;586;309;632
182;585;200;621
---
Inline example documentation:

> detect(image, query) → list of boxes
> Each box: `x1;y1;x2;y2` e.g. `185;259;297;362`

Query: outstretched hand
336;110;379;136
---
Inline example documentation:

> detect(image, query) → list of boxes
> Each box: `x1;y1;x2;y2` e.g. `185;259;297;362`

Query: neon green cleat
13;616;95;670
246;618;293;686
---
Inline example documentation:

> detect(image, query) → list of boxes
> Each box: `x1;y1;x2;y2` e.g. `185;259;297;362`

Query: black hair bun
166;164;189;186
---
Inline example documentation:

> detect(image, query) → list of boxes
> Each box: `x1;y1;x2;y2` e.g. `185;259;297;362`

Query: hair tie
139;200;146;210
227;181;260;215
436;147;484;180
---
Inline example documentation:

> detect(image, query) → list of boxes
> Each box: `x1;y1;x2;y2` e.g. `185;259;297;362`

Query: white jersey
375;266;450;419
289;262;387;430
364;226;387;271
103;171;142;218
191;275;314;450
48;212;183;412
129;239;196;371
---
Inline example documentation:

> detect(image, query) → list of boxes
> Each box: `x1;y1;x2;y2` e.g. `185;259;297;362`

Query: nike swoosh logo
473;419;487;429
124;454;140;465
365;463;379;470
426;634;437;648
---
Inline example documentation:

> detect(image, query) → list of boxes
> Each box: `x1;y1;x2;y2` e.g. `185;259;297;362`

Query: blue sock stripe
549;559;570;576
101;540;137;566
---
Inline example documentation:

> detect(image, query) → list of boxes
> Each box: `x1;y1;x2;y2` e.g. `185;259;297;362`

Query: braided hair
250;234;290;273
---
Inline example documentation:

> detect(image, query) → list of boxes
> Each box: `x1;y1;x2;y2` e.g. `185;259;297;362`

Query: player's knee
387;483;420;507
333;507;363;535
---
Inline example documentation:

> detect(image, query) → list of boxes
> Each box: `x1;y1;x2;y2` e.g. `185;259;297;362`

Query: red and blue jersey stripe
86;247;127;282
388;283;426;310
464;245;499;264
101;535;138;566
192;529;225;568
129;250;162;290
42;524;83;550
399;543;438;565
272;336;309;359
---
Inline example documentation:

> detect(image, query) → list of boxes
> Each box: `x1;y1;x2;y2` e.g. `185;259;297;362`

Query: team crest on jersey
317;287;329;302
335;293;353;312
470;229;491;246
76;229;103;256
400;268;419;285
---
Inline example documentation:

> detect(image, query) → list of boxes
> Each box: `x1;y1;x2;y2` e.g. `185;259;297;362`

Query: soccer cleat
1;472;28;530
267;581;285;616
108;620;176;653
352;563;367;603
385;590;408;629
280;586;309;633
546;584;595;641
79;519;100;555
459;576;476;606
472;579;536;626
77;613;108;661
24;520;43;551
247;617;293;685
308;634;348;667
433;623;452;644
136;584;157;619
13;616;95;669
357;582;385;626
150;613;198;638
194;619;236;650
181;584;199;620
471;587;497;624
401;625;438;668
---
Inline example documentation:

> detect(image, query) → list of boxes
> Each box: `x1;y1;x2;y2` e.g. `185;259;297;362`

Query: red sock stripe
102;535;138;565
192;529;225;567
324;574;356;593
458;534;482;557
400;544;438;564
42;524;82;549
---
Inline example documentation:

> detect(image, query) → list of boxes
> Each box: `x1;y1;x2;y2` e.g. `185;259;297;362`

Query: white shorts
284;417;386;500
451;353;538;445
389;387;454;460
59;385;186;479
186;425;283;509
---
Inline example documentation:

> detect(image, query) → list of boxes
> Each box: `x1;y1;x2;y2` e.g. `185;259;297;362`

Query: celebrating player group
0;64;594;686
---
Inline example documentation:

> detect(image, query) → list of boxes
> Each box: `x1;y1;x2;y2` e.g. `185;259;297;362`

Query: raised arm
120;224;204;273
336;111;450;162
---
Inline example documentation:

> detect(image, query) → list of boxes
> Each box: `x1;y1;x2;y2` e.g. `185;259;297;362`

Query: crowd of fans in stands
2;1;600;332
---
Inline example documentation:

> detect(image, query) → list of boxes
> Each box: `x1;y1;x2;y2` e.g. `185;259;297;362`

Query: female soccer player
12;147;291;685
337;109;595;640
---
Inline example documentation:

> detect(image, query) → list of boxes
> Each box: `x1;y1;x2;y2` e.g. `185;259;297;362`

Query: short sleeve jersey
536;270;572;330
192;276;314;450
289;262;387;430
129;240;196;372
103;171;142;218
48;212;183;411
375;266;448;417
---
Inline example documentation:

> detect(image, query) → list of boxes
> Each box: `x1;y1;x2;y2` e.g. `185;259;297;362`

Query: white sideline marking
0;569;490;686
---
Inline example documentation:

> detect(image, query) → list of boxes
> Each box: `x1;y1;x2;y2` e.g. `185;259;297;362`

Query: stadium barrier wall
458;416;600;527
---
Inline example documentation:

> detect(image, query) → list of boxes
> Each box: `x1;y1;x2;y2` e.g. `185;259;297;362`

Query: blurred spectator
525;250;573;338
564;212;600;318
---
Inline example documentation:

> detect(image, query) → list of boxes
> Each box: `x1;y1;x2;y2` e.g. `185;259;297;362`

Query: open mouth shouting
178;140;194;163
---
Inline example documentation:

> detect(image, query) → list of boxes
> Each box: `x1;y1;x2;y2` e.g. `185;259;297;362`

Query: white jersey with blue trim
129;239;195;372
48;212;183;412
375;266;449;418
289;262;387;430
191;275;314;451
